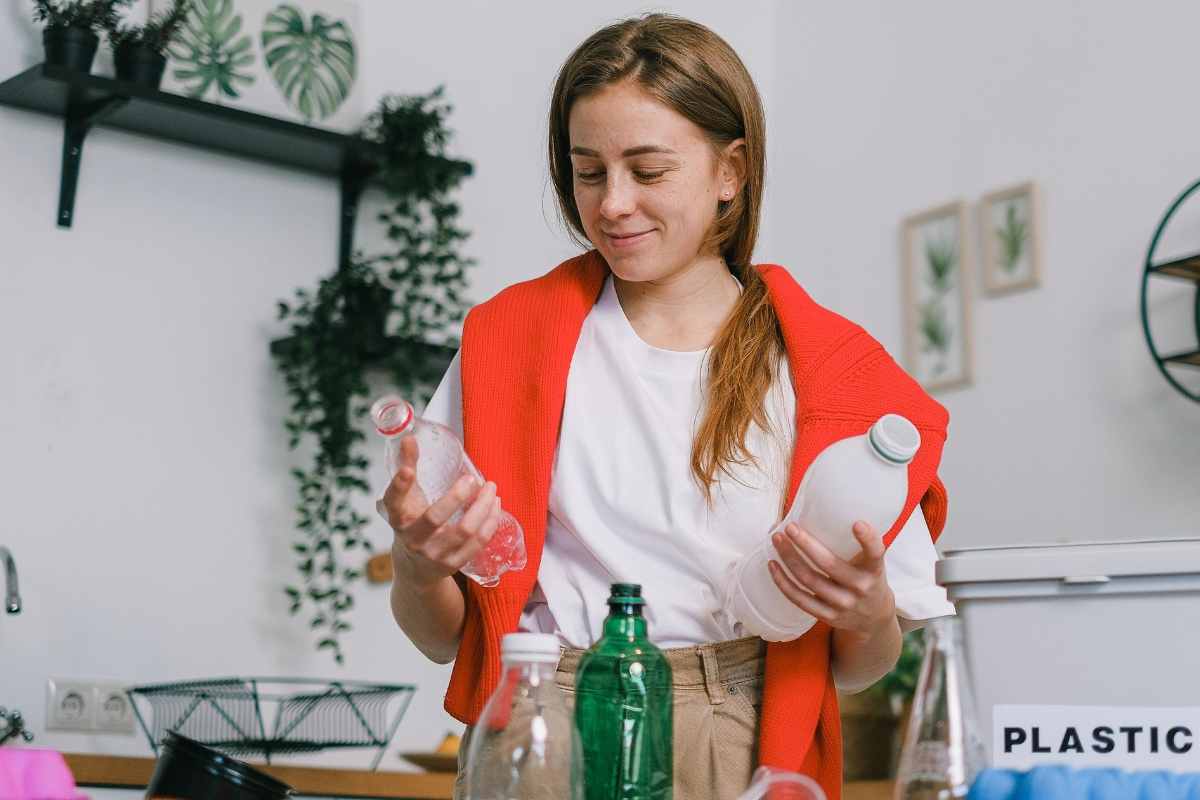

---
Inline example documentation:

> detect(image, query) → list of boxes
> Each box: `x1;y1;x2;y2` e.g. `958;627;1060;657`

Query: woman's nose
599;176;637;219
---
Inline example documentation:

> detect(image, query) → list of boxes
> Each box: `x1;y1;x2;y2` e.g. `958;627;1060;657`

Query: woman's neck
612;255;741;351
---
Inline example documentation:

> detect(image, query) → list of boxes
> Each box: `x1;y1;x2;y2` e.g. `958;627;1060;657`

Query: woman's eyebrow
569;145;679;157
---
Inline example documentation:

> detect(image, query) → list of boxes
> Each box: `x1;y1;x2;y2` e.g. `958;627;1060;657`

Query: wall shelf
1141;180;1200;402
1150;253;1200;283
0;62;372;268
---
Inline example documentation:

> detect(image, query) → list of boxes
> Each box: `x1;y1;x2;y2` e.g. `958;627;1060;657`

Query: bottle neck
603;604;647;640
502;659;559;686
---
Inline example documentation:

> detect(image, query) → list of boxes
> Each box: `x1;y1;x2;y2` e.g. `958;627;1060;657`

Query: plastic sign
994;705;1200;771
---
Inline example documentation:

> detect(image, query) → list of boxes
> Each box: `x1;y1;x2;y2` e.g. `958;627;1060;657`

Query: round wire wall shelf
126;677;416;771
1142;179;1200;403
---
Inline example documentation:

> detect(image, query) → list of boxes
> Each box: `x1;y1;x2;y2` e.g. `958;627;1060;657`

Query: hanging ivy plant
274;88;473;664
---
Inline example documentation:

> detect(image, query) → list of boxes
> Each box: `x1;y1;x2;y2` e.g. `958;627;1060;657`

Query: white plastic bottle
725;414;920;641
370;394;527;587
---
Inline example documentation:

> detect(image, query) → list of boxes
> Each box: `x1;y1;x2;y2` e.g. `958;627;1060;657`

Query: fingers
852;520;886;564
781;524;879;598
457;483;498;543
767;559;838;621
771;531;856;610
399;434;419;470
443;497;502;571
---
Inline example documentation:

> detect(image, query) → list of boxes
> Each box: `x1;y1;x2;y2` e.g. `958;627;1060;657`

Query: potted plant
841;627;926;781
273;88;473;664
106;0;192;89
33;0;132;73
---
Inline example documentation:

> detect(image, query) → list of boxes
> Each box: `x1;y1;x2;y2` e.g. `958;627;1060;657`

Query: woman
380;13;954;799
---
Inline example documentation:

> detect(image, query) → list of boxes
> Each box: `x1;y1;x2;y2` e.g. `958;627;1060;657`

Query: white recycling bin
936;537;1200;758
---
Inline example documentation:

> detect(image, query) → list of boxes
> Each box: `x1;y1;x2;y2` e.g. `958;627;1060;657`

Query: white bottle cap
501;632;561;664
868;414;921;465
370;394;414;437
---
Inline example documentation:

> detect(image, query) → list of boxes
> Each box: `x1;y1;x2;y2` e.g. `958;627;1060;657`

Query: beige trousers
455;636;766;800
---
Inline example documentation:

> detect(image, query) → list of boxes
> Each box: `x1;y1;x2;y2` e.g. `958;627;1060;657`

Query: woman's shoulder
755;262;875;348
464;250;607;327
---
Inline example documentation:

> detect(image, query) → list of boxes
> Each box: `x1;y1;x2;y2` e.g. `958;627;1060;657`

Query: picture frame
901;200;974;392
152;0;364;133
979;180;1042;295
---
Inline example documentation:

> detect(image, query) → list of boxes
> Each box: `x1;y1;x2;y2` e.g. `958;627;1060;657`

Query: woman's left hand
768;520;896;637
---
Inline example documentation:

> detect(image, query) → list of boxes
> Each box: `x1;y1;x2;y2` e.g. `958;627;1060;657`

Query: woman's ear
719;138;748;199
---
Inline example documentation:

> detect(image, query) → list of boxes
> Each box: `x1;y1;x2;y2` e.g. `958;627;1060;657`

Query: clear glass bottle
894;617;988;800
464;633;582;800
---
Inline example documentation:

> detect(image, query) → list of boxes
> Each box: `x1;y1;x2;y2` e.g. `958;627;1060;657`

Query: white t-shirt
418;274;954;649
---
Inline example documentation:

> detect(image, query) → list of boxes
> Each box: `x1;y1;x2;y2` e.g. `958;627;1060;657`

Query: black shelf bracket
338;160;372;271
58;93;128;228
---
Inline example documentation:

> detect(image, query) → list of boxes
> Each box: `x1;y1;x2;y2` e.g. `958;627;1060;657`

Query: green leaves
274;89;473;665
996;202;1028;273
169;0;255;102
261;4;356;123
923;237;957;293
35;0;133;31
920;234;958;376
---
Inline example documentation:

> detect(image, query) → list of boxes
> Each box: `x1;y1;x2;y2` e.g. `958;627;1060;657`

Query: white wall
0;0;777;779
5;0;1198;789
769;1;1200;553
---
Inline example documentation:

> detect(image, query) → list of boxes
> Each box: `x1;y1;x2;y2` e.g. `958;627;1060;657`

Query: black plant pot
114;42;167;88
146;732;294;799
42;26;99;73
344;282;393;358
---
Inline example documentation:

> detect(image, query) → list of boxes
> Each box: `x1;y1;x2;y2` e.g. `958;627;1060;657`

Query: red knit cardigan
444;251;950;799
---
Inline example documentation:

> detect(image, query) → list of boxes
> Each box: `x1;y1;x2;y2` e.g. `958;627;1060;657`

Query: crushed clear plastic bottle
894;617;988;800
464;633;583;800
370;394;526;587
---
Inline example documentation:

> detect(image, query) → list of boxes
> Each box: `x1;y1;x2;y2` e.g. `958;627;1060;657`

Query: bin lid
936;537;1200;585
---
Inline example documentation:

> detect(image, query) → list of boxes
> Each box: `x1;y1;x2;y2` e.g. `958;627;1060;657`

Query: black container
145;732;294;799
42;26;99;73
114;42;168;89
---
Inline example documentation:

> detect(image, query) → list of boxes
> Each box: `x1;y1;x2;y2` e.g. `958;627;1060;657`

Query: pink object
0;748;89;800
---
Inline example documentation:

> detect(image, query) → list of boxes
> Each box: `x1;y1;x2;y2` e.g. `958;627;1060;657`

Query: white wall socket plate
93;682;136;734
46;678;136;734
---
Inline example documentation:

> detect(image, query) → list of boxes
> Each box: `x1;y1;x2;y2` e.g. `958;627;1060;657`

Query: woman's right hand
379;435;503;589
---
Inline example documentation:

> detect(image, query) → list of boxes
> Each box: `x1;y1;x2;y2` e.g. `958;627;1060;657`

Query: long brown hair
548;13;786;505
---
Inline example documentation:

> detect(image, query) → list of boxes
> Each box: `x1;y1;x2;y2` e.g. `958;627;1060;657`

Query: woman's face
568;81;742;283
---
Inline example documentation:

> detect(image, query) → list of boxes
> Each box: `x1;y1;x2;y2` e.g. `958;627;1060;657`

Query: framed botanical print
901;200;973;392
980;181;1042;295
154;0;364;133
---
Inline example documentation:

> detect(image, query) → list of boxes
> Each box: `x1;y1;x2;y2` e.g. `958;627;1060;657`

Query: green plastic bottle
574;583;673;800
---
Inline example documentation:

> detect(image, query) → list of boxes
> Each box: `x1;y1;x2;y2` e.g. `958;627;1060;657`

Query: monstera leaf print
169;0;256;102
261;4;356;123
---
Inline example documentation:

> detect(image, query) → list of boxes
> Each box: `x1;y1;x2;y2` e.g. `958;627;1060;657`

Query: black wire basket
126;677;416;770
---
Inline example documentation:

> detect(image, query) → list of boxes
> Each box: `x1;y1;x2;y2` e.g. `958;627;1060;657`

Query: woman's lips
606;229;654;248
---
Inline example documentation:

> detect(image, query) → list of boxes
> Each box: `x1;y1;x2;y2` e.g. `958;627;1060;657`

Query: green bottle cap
608;583;644;605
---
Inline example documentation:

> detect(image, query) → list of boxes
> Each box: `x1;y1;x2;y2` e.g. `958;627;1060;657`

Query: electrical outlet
93;683;135;734
46;679;93;732
46;679;136;734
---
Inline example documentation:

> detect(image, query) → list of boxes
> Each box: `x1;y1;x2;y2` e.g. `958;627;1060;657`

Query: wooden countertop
65;753;890;799
63;753;455;799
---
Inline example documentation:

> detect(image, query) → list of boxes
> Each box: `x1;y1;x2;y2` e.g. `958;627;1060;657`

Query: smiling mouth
605;230;654;246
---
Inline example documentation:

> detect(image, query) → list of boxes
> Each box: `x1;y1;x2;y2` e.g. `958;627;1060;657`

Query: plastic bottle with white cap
725;414;922;642
463;632;582;800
